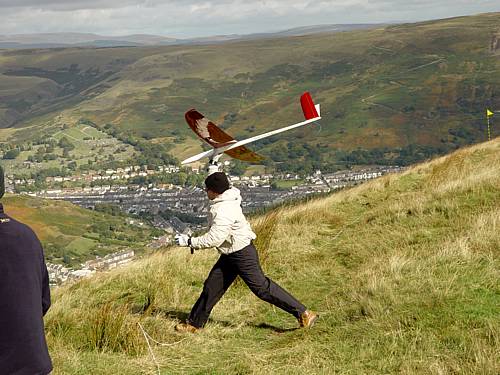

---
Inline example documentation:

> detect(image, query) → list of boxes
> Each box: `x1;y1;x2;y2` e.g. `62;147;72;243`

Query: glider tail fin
300;92;320;120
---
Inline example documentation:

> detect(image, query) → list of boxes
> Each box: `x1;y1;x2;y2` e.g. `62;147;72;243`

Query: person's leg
187;255;237;328
229;243;307;319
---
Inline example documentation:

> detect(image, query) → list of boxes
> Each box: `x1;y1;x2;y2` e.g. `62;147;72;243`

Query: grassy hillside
45;137;499;374
1;195;159;266
1;13;499;169
0;120;136;177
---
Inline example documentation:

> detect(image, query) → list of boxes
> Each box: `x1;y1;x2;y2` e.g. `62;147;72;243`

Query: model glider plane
181;92;321;165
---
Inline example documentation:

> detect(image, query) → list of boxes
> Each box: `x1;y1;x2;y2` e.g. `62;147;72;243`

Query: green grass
272;179;304;189
44;138;500;374
67;237;97;254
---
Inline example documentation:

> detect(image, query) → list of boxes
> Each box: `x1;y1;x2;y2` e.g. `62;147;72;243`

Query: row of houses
84;250;135;270
12;164;184;187
47;250;135;286
293;166;405;194
36;183;180;196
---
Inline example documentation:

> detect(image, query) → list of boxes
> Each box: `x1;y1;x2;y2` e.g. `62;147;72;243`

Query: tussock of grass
46;139;500;374
252;208;282;266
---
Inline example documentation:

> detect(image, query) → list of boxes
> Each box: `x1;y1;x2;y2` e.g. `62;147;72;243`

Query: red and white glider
181;92;321;165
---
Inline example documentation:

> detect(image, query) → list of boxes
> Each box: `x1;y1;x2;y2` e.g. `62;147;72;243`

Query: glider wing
182;92;320;165
219;92;321;151
225;146;264;162
185;109;263;162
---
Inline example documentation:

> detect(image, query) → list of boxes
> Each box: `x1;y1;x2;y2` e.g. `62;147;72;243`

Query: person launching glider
182;92;321;170
175;172;318;333
173;93;321;332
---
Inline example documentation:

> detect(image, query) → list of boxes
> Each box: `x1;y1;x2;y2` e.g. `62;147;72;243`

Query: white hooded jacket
190;187;256;254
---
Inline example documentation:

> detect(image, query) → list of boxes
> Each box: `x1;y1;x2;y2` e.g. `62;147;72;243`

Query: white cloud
0;0;497;37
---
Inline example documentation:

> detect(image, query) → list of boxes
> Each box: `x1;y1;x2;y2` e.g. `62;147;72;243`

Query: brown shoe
298;310;318;328
175;322;200;333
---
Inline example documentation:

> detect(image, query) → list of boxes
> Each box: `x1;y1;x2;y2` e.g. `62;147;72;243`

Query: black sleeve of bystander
39;241;51;316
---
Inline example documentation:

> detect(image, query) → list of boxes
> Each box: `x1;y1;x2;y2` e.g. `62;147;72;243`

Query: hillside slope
45;138;499;374
1;13;499;168
1;195;157;266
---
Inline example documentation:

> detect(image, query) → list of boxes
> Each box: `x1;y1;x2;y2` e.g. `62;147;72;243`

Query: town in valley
4;162;403;285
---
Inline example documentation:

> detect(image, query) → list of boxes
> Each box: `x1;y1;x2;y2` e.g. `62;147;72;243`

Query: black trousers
188;243;307;328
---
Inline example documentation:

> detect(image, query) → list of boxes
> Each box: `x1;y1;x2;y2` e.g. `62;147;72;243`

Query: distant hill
0;24;381;49
44;138;500;374
0;32;177;48
0;13;499;171
247;23;385;38
1;194;158;266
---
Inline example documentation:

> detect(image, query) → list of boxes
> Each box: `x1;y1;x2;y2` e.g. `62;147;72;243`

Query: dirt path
407;58;445;72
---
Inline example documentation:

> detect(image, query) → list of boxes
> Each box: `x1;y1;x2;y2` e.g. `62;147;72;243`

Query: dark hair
205;172;230;194
0;164;4;199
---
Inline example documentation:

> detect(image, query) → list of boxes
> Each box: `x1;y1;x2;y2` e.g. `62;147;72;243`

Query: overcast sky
0;0;498;37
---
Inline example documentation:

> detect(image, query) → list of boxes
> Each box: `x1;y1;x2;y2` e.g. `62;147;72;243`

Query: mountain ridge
0;24;383;49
